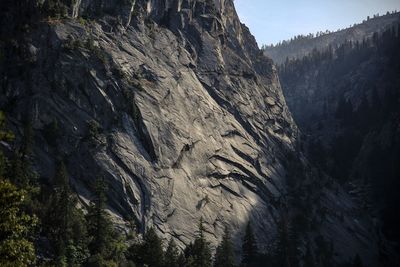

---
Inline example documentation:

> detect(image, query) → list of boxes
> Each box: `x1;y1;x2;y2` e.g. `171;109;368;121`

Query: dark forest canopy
277;23;400;261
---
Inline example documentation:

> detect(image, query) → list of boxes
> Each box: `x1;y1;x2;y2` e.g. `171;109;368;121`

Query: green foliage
2;112;39;214
164;238;180;267
86;177;126;265
44;162;89;265
7;154;38;194
126;227;164;267
0;112;15;142
0;179;37;266
192;218;212;267
177;219;213;267
87;119;101;141
122;88;141;124
0;112;14;178
85;36;108;63
111;64;127;80
0;111;38;266
42;0;68;18
78;17;89;26
214;227;235;267
63;36;84;51
86;253;119;267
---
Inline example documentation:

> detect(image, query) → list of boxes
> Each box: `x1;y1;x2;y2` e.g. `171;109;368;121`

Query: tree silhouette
214;226;235;267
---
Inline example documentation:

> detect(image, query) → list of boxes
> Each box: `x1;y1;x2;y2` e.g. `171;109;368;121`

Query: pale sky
234;0;400;47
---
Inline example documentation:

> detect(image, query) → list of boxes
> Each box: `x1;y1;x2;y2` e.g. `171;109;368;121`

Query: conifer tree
0;179;37;266
241;222;258;267
0;111;37;266
214;226;235;267
0;112;13;178
192;218;212;267
45;162;89;265
142;227;164;267
180;242;196;267
86;177;110;254
165;238;180;267
3;117;41;226
177;252;187;267
86;177;125;266
126;227;164;267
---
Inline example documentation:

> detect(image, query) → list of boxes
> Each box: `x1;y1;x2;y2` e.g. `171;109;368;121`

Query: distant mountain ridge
263;11;400;64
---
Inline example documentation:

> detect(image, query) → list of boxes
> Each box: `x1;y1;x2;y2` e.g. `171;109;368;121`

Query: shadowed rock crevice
106;136;151;233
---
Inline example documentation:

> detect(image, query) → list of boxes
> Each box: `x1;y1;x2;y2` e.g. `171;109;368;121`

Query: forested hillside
278;23;400;262
263;11;400;64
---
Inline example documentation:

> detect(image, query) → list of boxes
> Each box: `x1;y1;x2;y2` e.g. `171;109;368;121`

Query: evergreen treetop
214;226;236;267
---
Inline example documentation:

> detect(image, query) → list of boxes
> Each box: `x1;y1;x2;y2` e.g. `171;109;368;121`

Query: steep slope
0;0;383;265
0;0;297;247
278;23;400;262
263;12;400;64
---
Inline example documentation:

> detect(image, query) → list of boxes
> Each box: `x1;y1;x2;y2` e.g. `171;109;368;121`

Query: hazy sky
234;0;400;46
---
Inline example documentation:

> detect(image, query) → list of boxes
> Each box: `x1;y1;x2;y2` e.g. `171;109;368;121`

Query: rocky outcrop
2;0;296;246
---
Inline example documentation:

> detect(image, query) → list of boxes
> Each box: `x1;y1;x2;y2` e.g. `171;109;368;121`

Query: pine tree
165;238;180;267
177;252;187;267
0;112;12;178
179;242;196;267
4;118;36;188
86;177;110;255
126;227;164;267
241;222;258;267
86;177;126;266
0;112;14;144
5;115;39;218
214;226;235;267
45;162;89;265
0;179;37;266
141;228;164;267
192;218;212;267
0;111;37;266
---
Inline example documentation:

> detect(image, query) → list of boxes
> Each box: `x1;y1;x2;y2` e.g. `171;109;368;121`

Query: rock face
2;0;296;248
0;0;384;264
